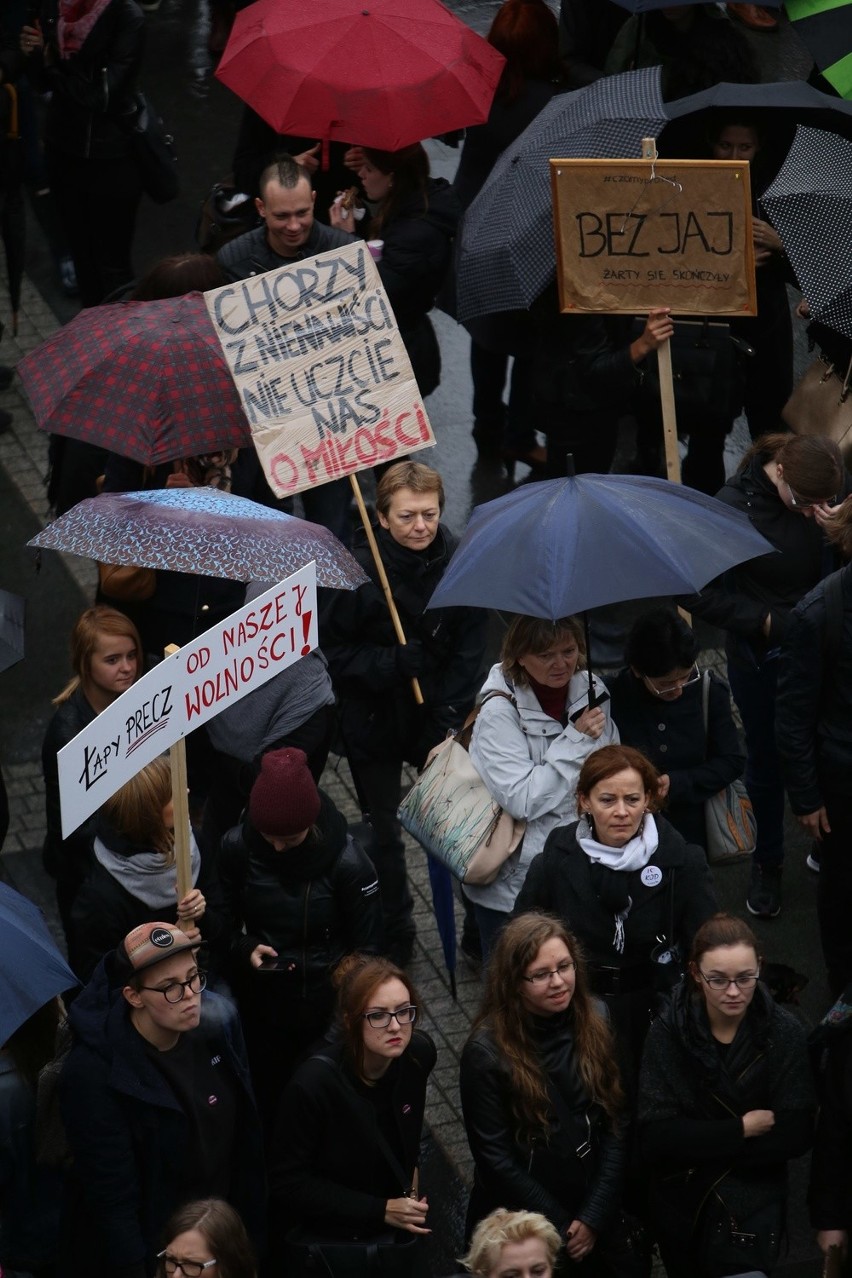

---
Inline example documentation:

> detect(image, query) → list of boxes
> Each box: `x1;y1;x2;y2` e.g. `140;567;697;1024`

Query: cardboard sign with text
205;241;435;497
550;159;757;316
57;564;317;837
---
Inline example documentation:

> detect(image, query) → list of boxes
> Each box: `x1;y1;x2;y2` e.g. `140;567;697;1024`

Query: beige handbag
782;353;852;464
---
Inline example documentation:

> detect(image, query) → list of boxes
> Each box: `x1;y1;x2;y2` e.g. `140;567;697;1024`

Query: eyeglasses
139;971;207;1003
643;665;700;697
698;971;759;990
363;1004;418;1029
157;1252;217;1277
522;960;576;987
785;481;836;511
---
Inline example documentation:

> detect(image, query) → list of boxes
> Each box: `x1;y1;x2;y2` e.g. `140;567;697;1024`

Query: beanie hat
115;921;200;982
249;746;320;836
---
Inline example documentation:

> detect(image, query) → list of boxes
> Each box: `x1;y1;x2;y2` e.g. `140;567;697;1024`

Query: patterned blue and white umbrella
455;67;668;323
762;125;852;340
28;488;368;590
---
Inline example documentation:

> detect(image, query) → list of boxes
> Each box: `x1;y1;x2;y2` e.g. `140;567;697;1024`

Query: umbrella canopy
28;488;368;590
612;0;779;7
17;293;251;468
216;0;506;153
455;67;667;323
762;125;852;338
0;588;24;675
427;474;774;619
786;0;852;100
0;882;77;1045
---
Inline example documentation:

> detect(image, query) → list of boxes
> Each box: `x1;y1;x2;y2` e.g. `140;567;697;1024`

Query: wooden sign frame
550;158;757;317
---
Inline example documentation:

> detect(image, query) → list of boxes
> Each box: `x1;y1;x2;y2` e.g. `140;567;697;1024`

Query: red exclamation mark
301;610;312;655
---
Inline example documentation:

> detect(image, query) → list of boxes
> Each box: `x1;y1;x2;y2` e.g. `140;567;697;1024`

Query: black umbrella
0;588;24;675
762;125;852;339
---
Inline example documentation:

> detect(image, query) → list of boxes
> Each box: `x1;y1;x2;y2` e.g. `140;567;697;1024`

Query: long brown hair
54;605;142;706
740;432;843;504
362;144;430;237
333;954;418;1083
471;913;623;1139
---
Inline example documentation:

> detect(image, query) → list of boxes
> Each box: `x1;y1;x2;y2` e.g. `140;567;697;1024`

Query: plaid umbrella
786;0;852;100
455;67;668;323
762;125;852;338
28;488;368;590
17;293;251;467
216;0;505;155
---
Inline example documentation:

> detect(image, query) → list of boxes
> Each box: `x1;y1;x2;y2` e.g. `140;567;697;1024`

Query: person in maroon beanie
218;747;383;1129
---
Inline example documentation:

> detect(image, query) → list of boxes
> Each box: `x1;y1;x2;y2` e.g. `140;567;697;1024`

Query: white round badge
641;866;662;888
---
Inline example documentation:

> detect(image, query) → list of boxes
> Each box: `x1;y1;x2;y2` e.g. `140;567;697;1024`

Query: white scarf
577;813;660;872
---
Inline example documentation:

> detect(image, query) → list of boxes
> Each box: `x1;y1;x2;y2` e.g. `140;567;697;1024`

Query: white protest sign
58;563;317;838
204;240;436;498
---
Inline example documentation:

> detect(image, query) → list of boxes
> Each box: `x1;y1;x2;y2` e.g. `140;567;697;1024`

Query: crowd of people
3;0;852;1277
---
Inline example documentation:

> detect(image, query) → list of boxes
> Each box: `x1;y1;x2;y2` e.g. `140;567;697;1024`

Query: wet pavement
0;4;829;1274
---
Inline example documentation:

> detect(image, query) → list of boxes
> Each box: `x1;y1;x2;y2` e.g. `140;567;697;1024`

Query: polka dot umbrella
762;125;852;339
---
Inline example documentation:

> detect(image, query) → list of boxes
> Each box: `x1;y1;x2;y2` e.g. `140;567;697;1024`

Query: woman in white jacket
465;615;618;958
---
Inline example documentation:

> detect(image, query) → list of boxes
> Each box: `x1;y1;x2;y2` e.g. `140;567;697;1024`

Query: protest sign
550;159;757;316
204;241;436;498
58;563;317;838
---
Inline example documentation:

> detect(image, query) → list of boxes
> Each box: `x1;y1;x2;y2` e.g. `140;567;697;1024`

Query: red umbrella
17;293;251;467
215;0;506;154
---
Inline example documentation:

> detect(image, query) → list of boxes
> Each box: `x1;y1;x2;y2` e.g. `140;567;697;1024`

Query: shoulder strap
310;1053;413;1194
457;688;517;751
700;670;710;743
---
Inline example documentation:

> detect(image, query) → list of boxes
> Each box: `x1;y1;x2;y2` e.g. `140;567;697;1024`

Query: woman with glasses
515;745;716;1082
638;913;815;1278
686;432;845;920
463;613;617;961
158;1198;256;1278
609;609;744;850
460;913;628;1270
270;954;435;1276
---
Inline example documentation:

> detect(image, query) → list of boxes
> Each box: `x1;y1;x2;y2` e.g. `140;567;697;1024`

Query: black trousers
818;787;852;996
350;757;415;964
46;146;143;307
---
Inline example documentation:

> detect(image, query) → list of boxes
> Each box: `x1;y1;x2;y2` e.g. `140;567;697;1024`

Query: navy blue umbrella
0;882;78;1045
428;474;773;702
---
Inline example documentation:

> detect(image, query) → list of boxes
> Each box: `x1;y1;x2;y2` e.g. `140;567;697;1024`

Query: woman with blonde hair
68;755;226;981
41;605;143;939
463;612;617;959
460;913;627;1271
461;1208;561;1276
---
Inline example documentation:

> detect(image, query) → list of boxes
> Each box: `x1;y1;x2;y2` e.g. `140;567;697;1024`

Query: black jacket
776;564;852;813
59;955;265;1278
809;1023;852;1231
515;816;716;982
684;450;837;662
460;1012;625;1238
216;219;355;284
376;178;459;395
638;981;814;1250
31;0;144;161
218;791;382;1013
320;523;488;768
41;687;97;888
68;822;229;983
608;669;745;848
530;289;644;415
270;1029;436;1240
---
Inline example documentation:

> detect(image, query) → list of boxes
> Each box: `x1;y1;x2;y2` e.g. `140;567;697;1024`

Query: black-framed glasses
139;971;207;1004
698;970;759;991
362;1004;417;1029
522;959;576;987
785;481;836;511
157;1251;217;1277
643;665;700;697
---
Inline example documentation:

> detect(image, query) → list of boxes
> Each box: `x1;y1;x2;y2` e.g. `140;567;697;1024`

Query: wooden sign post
550;148;758;484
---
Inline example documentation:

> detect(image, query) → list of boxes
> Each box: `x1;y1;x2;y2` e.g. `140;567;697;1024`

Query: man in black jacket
776;563;852;996
59;921;265;1277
